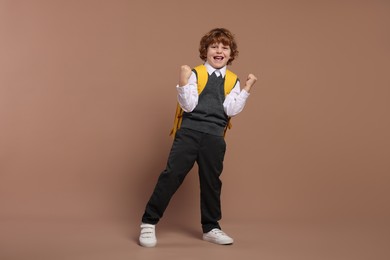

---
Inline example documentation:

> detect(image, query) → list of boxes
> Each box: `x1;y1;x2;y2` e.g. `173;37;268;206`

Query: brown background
1;0;389;259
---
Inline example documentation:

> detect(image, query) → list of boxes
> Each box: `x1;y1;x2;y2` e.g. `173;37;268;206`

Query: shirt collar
204;62;227;78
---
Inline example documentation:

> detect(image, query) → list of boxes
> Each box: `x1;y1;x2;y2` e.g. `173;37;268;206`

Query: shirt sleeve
223;80;251;117
176;71;198;112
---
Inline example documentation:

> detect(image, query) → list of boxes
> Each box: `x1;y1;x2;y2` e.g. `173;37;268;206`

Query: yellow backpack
170;64;238;137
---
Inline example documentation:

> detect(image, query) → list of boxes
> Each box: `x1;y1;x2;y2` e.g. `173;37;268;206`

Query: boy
139;28;257;247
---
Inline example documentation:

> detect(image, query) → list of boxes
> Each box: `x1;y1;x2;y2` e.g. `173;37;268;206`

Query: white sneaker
139;223;157;247
203;228;234;245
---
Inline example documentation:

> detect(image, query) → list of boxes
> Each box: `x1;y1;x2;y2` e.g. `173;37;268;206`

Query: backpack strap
224;69;238;136
193;65;208;94
169;102;183;137
224;69;238;95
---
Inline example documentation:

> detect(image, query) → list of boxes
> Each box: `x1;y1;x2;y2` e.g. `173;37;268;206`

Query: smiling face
206;42;232;69
199;28;239;67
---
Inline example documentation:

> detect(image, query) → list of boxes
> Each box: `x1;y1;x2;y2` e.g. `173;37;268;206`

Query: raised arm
176;65;198;112
224;73;257;117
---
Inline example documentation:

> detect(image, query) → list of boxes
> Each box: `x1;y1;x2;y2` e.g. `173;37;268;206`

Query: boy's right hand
179;65;192;87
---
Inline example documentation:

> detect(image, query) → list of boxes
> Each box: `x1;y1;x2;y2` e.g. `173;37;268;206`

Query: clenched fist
243;74;257;92
179;65;192;87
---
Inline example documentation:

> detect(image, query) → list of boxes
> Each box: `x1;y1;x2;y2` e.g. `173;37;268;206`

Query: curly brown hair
199;28;239;65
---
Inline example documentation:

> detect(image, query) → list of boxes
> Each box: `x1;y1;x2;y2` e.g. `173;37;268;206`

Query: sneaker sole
139;240;157;248
203;236;234;245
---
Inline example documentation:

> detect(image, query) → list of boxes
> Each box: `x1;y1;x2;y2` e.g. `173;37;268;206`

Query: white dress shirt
176;62;250;117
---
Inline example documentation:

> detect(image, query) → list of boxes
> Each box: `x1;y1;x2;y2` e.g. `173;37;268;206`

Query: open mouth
214;56;224;61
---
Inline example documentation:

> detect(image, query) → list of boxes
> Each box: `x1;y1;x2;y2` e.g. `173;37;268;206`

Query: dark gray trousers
141;128;226;233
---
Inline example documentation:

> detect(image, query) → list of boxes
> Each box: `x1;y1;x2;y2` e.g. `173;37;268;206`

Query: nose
216;46;223;53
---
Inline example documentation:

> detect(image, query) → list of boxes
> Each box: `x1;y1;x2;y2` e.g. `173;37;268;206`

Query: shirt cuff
176;84;189;94
240;89;250;98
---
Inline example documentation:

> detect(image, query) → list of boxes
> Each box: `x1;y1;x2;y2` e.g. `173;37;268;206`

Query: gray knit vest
181;72;227;136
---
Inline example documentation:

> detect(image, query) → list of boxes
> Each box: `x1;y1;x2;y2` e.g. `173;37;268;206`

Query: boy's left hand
244;74;257;92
